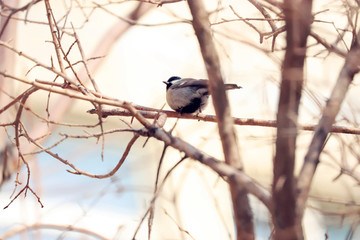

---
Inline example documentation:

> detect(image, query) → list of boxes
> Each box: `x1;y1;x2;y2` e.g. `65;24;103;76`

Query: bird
163;76;241;114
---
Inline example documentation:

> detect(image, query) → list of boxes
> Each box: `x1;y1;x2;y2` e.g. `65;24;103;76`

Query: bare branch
88;108;360;135
310;31;347;58
297;30;360;219
132;156;187;240
247;0;279;50
187;1;254;238
272;0;312;238
67;134;139;178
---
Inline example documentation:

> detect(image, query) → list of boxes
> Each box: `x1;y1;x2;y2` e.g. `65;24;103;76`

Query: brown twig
44;0;66;75
4;184;43;209
0;0;42;38
5;87;42;209
247;0;280;51
71;23;100;92
132;156;187;240
23;135;67;156
20;120;139;179
67;134;139;178
0;40;80;87
0;86;35;115
310;31;347;57
163;208;196;240
148;144;168;239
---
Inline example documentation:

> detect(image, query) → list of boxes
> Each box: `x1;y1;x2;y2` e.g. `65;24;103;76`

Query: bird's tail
225;84;242;90
205;84;242;95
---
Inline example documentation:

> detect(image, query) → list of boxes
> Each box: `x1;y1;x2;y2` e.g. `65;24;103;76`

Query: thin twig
67;134;139;178
44;0;66;75
148;144;168;239
132;156;187;240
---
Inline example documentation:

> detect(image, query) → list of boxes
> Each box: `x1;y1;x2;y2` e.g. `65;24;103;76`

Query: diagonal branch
187;1;254;239
296;30;360;219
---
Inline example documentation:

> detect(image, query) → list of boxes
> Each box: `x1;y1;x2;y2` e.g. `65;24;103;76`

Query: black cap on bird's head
167;76;181;82
163;76;181;90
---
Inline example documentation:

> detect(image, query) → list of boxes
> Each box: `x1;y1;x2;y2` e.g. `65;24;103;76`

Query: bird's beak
162;81;167;85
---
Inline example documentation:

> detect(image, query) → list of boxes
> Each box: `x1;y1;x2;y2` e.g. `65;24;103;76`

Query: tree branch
187;1;254;239
123;103;272;211
297;30;360;220
272;0;312;239
87;108;360;135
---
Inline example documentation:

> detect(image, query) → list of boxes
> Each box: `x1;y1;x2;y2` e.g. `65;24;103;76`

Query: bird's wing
171;78;209;89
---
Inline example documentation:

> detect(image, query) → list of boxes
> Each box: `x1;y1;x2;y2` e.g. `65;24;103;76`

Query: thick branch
272;0;312;239
187;1;254;239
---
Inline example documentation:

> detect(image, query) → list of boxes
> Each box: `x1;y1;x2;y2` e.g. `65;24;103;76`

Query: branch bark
272;0;312;239
187;1;254;239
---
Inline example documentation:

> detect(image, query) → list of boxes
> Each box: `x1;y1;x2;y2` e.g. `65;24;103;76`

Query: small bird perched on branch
163;76;241;114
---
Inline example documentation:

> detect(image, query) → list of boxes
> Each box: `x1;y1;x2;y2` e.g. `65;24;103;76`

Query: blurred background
0;0;360;239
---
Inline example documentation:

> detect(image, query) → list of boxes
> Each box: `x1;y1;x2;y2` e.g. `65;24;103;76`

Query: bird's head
163;76;181;90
